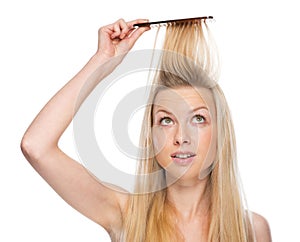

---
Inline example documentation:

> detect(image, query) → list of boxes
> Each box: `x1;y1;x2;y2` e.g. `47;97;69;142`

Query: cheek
196;127;217;166
197;130;212;151
152;127;171;166
152;127;167;153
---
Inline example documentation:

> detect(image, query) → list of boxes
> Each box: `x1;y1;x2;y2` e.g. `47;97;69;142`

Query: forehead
153;86;215;113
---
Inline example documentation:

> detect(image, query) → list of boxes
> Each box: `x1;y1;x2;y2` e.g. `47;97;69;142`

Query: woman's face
152;86;217;183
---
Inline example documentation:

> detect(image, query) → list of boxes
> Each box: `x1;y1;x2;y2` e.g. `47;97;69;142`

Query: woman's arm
20;19;149;233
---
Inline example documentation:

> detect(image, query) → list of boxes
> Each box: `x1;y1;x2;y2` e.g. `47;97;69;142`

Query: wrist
90;52;111;65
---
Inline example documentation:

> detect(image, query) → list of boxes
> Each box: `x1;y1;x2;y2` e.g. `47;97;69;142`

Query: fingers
127;18;149;28
111;19;128;39
96;18;150;58
126;22;150;47
110;18;149;40
111;19;131;39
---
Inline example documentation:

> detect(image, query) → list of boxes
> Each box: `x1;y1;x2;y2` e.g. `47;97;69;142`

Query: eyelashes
192;114;206;124
158;114;207;126
159;116;174;126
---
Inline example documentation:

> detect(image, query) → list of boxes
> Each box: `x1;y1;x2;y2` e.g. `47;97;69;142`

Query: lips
170;151;196;166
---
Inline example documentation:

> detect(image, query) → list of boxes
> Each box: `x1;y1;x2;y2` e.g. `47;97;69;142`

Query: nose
173;124;191;145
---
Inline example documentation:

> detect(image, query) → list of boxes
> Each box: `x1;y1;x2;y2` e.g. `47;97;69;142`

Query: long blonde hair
122;20;255;242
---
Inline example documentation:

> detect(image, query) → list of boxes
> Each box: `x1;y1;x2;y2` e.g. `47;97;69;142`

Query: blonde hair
122;20;255;242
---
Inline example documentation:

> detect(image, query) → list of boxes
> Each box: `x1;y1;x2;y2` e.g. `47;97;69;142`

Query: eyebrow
154;106;209;115
154;109;173;115
191;106;209;113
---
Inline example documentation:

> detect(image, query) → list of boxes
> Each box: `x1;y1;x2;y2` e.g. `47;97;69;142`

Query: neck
166;176;211;221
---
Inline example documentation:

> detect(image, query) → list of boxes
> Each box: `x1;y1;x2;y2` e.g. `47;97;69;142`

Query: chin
164;162;205;186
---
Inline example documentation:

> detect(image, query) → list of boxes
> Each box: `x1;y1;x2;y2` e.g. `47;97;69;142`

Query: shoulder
251;211;272;242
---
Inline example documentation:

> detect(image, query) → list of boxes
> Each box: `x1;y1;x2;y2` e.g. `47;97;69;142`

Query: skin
152;87;217;185
152;87;217;241
20;19;272;242
152;87;272;242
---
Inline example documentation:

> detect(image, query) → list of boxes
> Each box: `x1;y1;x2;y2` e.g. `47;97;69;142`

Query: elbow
20;133;52;164
20;134;38;164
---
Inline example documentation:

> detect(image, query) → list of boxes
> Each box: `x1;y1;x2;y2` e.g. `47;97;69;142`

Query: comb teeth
133;16;213;28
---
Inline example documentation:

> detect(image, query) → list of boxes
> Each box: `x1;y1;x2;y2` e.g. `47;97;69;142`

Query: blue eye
160;117;174;126
192;115;205;124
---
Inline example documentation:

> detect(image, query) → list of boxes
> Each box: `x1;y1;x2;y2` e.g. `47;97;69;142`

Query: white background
1;0;299;241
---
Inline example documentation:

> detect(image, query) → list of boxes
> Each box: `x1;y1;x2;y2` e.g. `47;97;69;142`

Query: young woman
21;18;272;242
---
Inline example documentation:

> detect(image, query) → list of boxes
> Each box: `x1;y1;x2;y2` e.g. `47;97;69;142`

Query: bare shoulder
251;211;272;242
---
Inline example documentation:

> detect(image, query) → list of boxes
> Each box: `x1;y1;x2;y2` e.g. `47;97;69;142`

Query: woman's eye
192;115;206;124
160;117;174;126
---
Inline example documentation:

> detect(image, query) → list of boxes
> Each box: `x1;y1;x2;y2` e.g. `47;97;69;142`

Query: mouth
170;152;196;166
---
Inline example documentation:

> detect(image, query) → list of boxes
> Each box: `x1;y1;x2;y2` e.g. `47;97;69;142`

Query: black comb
133;16;213;27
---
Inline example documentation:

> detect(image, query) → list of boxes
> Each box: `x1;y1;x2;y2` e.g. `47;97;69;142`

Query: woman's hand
96;18;150;60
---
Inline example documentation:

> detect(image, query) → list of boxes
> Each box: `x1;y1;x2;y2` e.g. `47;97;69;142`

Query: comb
133;16;213;27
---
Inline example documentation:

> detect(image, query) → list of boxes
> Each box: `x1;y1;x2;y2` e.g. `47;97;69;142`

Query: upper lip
170;151;196;158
